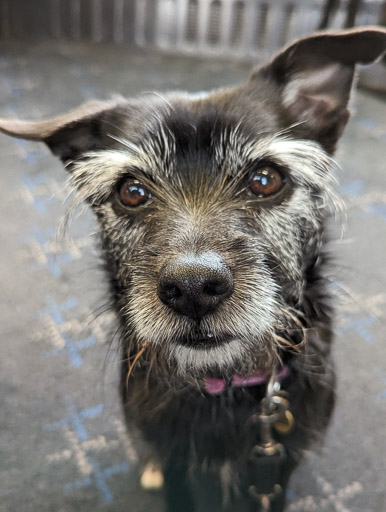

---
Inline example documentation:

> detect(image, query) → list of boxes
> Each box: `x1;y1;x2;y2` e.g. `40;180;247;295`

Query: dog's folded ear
252;27;386;152
0;97;128;164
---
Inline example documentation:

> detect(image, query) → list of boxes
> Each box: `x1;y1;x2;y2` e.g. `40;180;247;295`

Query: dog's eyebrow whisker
139;91;176;112
106;133;141;155
102;118;136;138
273;120;307;138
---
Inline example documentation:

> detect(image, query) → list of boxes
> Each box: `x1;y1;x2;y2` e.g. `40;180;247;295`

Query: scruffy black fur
1;27;386;512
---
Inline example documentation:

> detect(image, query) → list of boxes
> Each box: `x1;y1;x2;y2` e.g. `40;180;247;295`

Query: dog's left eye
248;166;283;198
118;180;152;208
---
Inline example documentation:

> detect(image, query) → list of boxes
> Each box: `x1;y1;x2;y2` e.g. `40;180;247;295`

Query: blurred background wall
1;0;385;90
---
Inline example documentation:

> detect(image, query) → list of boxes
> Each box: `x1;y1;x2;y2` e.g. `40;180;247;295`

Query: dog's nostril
162;284;182;299
203;280;226;296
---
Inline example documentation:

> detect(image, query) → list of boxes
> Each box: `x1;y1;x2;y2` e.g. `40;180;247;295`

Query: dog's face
1;28;385;378
84;96;337;376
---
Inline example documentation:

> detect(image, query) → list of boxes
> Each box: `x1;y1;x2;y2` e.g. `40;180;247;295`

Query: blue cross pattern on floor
41;295;97;368
69;63;100;101
13;136;42;165
26;225;75;277
339;313;377;345
287;474;363;512
22;173;62;213
342;180;386;222
369;202;386;222
356;117;386;142
44;399;129;504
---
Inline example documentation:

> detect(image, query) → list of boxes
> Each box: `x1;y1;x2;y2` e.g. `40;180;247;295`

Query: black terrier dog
1;27;385;512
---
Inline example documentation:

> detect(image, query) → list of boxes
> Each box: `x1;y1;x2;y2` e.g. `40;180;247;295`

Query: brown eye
249;167;283;197
119;180;151;208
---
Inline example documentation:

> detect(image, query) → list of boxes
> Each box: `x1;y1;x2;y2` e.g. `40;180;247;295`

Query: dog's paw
140;461;164;491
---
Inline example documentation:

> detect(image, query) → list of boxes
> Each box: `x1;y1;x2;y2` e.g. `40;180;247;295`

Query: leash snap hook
251;367;294;458
251;408;285;458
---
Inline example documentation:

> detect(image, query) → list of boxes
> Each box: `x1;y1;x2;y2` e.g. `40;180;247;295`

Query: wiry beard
119;288;310;383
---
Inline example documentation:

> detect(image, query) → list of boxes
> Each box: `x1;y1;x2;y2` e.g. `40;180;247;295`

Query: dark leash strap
248;456;284;511
247;369;295;512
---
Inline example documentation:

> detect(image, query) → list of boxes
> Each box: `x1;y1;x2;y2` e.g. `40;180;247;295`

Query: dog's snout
158;252;233;321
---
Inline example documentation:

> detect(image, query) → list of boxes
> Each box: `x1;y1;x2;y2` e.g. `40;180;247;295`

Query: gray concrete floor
0;41;385;512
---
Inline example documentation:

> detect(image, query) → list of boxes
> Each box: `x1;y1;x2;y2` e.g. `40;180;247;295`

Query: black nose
158;252;233;321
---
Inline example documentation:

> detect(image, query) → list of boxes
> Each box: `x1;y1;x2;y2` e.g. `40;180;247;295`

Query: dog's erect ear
253;27;386;152
0;98;128;163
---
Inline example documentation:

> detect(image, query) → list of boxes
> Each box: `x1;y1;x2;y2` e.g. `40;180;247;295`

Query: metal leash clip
250;369;294;458
248;368;295;511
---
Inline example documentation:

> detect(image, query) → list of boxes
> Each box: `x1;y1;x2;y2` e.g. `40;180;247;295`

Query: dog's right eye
118;179;152;208
248;166;284;198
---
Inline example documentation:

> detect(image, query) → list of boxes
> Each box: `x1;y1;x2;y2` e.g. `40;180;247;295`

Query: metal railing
134;0;385;58
0;0;384;55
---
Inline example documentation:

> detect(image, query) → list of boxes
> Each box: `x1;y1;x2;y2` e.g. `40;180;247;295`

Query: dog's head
1;28;386;378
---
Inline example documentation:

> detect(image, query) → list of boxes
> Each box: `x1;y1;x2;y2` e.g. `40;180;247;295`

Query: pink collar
204;365;289;395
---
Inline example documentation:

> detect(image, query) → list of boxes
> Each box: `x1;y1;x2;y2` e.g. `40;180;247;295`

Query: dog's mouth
174;331;233;349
